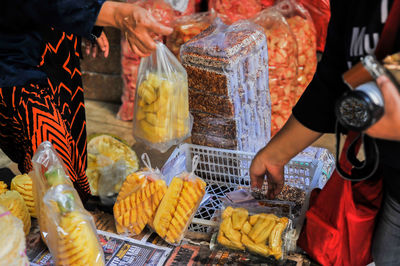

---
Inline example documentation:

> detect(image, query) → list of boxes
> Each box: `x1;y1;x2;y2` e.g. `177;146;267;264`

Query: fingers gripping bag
133;42;192;153
113;153;168;236
217;203;292;261
251;7;298;136
43;185;105;265
166;11;217;60
276;0;317;99
152;155;206;245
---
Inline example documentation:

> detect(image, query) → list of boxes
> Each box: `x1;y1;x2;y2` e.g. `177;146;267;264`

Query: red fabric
298;0;330;52
298;132;383;266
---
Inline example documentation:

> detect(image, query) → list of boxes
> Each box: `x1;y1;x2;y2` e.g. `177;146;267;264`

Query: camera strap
335;125;380;181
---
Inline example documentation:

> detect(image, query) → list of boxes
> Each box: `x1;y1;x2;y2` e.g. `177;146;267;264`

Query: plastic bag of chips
276;0;317;99
208;0;262;24
252;7;298;135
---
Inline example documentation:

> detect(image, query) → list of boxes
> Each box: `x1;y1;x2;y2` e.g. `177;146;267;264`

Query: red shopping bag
298;131;383;266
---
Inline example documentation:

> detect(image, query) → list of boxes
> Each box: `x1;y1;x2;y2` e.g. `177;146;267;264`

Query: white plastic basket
163;143;335;233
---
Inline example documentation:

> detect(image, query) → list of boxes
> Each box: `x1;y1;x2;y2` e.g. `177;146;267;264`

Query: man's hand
366;75;400;141
84;31;109;58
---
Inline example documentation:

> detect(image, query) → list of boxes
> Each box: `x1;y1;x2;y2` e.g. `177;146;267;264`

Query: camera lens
336;82;384;131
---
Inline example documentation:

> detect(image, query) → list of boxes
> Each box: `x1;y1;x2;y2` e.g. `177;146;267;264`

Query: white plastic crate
162;143;335;233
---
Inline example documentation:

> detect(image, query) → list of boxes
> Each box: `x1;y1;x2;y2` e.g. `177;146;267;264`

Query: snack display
11;174;36;218
43;185;105;266
218;206;289;260
166;11;216;60
133;42;191;152
252;8;298;135
0;190;31;235
181;19;271;152
86;134;139;196
276;0;317;98
153;157;206;245
0;205;29;265
0;181;8;194
114;154;168;236
208;0;262;24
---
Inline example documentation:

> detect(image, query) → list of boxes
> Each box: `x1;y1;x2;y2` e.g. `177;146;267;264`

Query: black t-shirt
293;0;400;198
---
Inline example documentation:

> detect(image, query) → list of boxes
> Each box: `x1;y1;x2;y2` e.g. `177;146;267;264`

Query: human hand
250;146;286;199
366;75;400;141
84;31;109;58
119;4;173;57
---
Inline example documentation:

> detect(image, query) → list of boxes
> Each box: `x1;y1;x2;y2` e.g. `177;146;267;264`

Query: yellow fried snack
153;176;206;244
0;191;31;235
248;214;278;243
11;174;37;218
268;217;289;260
231;208;249;230
0;181;7;194
113;172;167;235
57;211;104;266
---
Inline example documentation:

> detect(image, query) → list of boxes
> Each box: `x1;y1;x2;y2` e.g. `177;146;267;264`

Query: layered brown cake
181;19;271;152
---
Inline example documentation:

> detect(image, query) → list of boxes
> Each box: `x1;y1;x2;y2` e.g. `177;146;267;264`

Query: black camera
335;54;400;131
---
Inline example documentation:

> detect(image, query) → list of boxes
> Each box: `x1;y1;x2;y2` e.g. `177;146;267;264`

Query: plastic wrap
118;0;175;121
113;153;168;236
0;205;29;265
181;18;271;152
31;141;105;266
0;191;31;235
252;8;298;135
217;203;292;261
166;0;196;17
299;0;330;52
86;134;139;201
43;184;105;265
11;174;36;218
152;155;206;245
208;0;262;24
166;11;216;60
276;0;317;99
133;42;192;153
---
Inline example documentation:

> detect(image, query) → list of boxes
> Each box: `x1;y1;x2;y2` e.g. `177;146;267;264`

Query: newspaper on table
27;229;172;266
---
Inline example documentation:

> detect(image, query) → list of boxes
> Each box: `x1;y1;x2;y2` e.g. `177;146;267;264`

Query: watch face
337;94;371;130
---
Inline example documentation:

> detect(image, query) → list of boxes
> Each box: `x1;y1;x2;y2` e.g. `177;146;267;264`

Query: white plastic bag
133;42;192;153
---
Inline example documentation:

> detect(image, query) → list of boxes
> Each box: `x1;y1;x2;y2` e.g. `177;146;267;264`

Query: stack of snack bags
11;174;37;218
252;7;298;135
113;153;168;236
133;42;191;153
152;155;206;244
32;141;105;265
0;204;29;265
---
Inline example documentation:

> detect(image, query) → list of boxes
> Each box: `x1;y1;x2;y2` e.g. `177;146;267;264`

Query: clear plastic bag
208;0;262;24
43;185;105;265
276;0;317;99
133;42;192;153
152;155;206;245
86;134;139;201
31;142;105;265
180;18;271;152
0;205;29;265
166;11;217;60
113;153;168;236
252;7;298;136
216;202;293;261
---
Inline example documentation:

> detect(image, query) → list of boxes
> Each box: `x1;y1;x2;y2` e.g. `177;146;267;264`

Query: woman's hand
249;115;322;199
366;75;400;141
84;31;109;58
96;2;172;57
